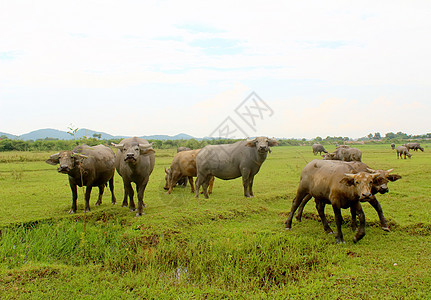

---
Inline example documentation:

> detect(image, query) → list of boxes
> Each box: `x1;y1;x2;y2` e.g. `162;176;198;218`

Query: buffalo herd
47;139;425;243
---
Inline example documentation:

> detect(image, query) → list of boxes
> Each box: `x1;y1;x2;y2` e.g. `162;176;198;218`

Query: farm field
0;144;430;299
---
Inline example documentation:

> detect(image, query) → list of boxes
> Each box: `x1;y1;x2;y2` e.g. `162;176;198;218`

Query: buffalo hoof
382;227;390;232
68;210;76;214
84;209;91;213
95;202;101;206
336;240;346;244
136;212;145;217
129;207;136;212
353;235;365;243
285;227;292;231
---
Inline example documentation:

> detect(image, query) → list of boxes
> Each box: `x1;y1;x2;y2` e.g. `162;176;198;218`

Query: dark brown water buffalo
405;142;424;152
312;143;328;155
164;149;214;194
112;137;155;216
195;137;278;199
285;159;380;243
391;143;396;150
176;147;192;187
46;144;116;214
323;146;362;162
294;161;401;232
396;146;412;159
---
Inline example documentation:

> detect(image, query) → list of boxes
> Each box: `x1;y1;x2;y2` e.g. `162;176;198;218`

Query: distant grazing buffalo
176;147;192;187
195;137;278;198
294;161;401;232
323;146;362;162
312;144;328;155
285;159;380;243
112;137;155;216
396;146;412;159
164;148;214;194
391;143;396;150
405;143;424;152
46;144;116;214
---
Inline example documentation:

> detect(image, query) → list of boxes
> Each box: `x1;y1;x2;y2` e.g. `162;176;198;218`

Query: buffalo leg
95;184;104;206
136;179;148;216
69;182;78;214
201;175;211;199
316;199;333;234
350;206;358;232
285;188;309;229
368;197;389;231
248;176;255;197
295;194;313;222
242;171;251;198
109;177;116;205
352;202;366;243
188;176;195;193
195;175;202;198
332;205;345;244
123;181;135;211
208;176;215;194
84;185;93;213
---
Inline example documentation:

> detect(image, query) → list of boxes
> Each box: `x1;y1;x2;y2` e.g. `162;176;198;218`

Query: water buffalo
396;146;412;159
405;143;424;152
195;137;278;199
391;143;396;150
312;144;328;155
294;161;401;232
176;147;192;187
112;137;155;216
177;147;191;152
46;144;116;214
323;147;362;162
164;149;214;194
285;159;380;243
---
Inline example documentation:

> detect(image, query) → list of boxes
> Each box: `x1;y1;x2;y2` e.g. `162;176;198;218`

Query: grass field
0;144;430;299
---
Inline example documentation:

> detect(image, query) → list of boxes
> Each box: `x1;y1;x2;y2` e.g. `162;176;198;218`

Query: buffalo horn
111;143;124;149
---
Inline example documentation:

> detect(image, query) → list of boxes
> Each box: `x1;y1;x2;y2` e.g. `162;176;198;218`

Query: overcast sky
1;1;430;139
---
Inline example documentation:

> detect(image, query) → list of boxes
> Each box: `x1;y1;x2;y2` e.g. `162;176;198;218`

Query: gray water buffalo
323;146;362;162
391;143;396;150
46;144;116;214
405;143;424;152
312;144;328;155
396;146;412;159
176;147;192;186
164;149;214;194
177;147;191;152
294;161;401;232
285;159;380;243
112;137;155;216
195;137;278;199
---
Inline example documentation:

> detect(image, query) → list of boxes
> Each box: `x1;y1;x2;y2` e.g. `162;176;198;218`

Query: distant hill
0;132;18;139
0;128;199;141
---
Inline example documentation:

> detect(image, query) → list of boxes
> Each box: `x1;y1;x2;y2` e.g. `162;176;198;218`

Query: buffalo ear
246;138;256;147
387;174;402;182
142;148;155;155
267;138;278;147
46;153;60;165
340;174;356;186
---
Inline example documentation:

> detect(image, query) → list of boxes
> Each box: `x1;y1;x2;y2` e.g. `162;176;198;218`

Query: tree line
0;131;429;152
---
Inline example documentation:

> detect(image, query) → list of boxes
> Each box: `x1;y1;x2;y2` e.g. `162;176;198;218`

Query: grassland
0;144;430;299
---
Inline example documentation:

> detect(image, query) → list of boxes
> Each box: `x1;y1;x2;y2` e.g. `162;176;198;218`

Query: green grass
0;145;430;299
